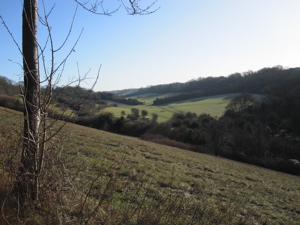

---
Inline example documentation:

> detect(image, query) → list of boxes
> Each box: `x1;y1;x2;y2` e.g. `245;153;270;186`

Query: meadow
60;122;300;224
1;106;300;224
101;93;237;122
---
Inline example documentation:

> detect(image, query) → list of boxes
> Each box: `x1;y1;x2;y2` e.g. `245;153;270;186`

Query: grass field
64;122;300;224
101;93;237;122
1;107;299;224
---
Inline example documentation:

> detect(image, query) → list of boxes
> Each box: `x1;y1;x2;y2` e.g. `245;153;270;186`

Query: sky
1;0;300;92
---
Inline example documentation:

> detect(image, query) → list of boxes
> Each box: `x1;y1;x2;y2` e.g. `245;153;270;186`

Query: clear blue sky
1;0;300;91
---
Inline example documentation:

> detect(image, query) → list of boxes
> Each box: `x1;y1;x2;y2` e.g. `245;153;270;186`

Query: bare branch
75;0;159;15
54;5;79;52
74;0;120;15
121;0;160;15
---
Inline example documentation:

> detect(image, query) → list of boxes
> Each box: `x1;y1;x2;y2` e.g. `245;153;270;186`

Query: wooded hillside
125;66;300;105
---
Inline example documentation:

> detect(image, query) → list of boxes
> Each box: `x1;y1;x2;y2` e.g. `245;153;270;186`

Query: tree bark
18;0;40;203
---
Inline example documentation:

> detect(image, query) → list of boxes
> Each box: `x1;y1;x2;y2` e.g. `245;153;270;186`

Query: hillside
0;76;144;117
1;66;300;178
2;66;300;122
1;108;300;224
66;123;300;224
125;66;300;105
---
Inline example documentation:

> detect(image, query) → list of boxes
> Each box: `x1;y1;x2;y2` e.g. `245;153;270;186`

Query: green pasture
101;93;237;122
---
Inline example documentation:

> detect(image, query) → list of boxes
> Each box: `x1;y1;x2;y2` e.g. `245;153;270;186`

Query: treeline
0;76;143;107
0;76;23;111
0;77;143;116
0;76;20;96
54;86;143;106
127;66;300;105
52;86;143;117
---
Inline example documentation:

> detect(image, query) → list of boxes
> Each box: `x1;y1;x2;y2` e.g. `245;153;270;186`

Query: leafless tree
5;0;159;209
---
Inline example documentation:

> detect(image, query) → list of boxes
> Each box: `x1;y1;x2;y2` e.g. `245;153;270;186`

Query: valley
101;93;237;122
1;66;300;223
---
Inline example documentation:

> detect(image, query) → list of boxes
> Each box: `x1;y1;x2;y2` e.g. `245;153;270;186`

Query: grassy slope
101;93;237;122
65;121;300;224
1;107;299;224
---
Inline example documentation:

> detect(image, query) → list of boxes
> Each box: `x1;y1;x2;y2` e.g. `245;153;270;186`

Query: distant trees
225;92;256;114
206;118;230;156
221;92;300;174
55;86;144;106
0;76;20;95
0;77;23;110
150;66;300;105
151;113;158;123
141;109;148;117
131;108;140;119
0;95;23;111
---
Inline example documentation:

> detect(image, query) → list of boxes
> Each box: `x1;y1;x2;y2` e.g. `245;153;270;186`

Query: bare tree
13;0;159;209
17;0;40;203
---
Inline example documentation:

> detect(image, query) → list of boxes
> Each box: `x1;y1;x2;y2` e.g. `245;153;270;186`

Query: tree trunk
17;0;40;203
